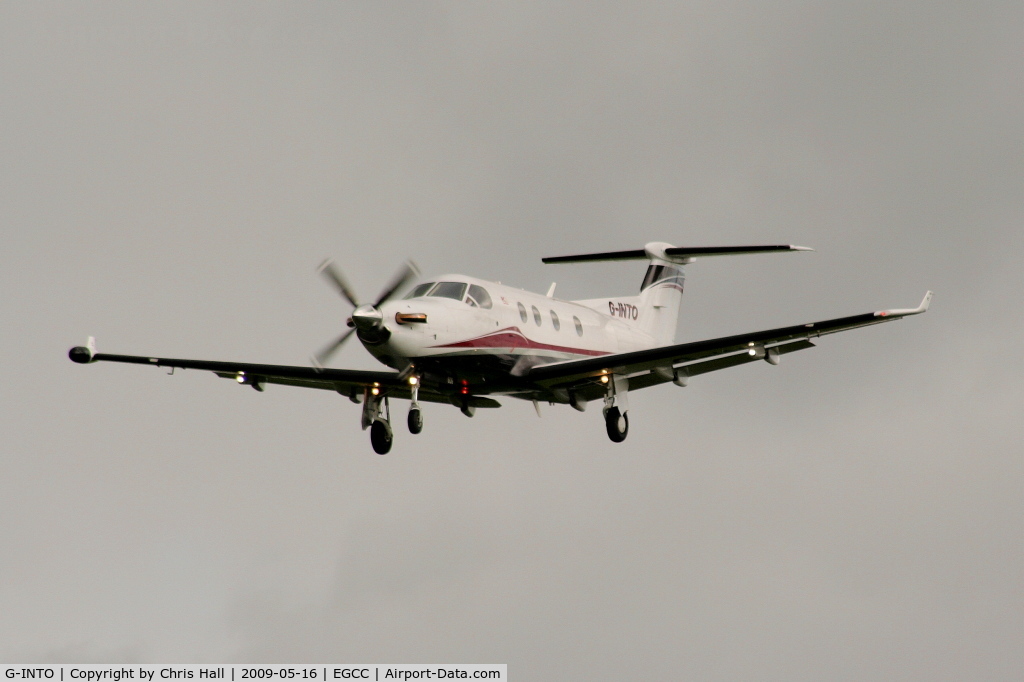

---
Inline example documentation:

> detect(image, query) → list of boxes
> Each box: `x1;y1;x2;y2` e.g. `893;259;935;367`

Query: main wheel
605;406;629;443
408;408;423;434
370;419;393;454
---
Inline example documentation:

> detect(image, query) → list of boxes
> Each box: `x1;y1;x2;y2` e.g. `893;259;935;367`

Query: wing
67;349;501;408
525;292;933;401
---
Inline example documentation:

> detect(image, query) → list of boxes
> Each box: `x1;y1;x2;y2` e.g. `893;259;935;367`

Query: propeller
372;262;419;308
317;259;359;308
311;258;419;369
311;327;356;370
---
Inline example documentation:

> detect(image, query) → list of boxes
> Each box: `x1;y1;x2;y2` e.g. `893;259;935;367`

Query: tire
408;408;423;434
370;419;393;454
605;406;629;443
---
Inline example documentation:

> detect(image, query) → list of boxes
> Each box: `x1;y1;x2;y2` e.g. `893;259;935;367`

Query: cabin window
550;310;560;331
518;302;528;322
573;316;583;336
532;305;541;326
429;282;467;301
467;284;493;309
405;282;435;299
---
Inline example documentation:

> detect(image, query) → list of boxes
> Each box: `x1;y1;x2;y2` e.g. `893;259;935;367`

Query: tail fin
544;241;812;345
636;259;686;344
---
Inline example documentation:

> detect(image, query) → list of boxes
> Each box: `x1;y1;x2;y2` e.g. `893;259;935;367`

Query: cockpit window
404;282;435;299
467;284;493;309
428;281;467;301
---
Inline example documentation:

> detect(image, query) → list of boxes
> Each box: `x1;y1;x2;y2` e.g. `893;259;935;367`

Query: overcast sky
1;2;1021;679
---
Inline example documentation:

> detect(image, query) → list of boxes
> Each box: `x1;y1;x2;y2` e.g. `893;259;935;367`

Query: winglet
874;291;933;318
69;336;96;364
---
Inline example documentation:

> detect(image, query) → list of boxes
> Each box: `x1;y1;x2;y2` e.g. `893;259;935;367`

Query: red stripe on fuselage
431;327;610;357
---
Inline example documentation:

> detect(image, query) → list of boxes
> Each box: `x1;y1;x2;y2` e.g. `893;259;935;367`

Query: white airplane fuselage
361;275;659;382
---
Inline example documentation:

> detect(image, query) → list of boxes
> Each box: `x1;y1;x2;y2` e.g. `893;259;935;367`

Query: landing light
236;372;245;383
600;375;609;384
408;376;419;386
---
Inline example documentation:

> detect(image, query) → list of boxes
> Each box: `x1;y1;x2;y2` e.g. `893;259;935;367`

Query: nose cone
351;304;384;330
376;298;443;358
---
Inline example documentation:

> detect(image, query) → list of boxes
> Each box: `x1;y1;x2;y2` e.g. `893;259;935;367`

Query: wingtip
790;245;815;252
874;290;934;318
919;290;933;312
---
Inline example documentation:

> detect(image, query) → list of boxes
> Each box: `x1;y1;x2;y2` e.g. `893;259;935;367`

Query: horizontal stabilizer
543;243;812;264
542;249;648;264
664;244;812;258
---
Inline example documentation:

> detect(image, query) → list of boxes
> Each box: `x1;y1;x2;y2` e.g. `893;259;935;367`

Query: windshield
428;281;468;301
404;282;435;299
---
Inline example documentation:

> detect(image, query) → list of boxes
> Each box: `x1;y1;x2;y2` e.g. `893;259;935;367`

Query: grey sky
1;2;1021;679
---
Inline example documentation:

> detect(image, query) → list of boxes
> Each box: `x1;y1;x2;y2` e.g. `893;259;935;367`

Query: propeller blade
311;327;355;370
373;260;419;308
317;258;360;308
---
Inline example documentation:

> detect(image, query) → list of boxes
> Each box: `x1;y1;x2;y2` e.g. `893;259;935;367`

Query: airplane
69;242;932;454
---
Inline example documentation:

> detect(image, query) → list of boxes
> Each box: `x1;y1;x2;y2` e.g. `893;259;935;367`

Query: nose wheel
604;406;629;443
408;407;423;434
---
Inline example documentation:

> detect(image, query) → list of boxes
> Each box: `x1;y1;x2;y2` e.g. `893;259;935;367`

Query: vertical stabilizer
636;242;686;345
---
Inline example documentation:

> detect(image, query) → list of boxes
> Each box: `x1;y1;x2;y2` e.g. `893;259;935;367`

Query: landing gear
603;373;629;443
604;406;629;443
408;407;423;434
407;381;424;434
363;391;394;454
370;419;393;454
